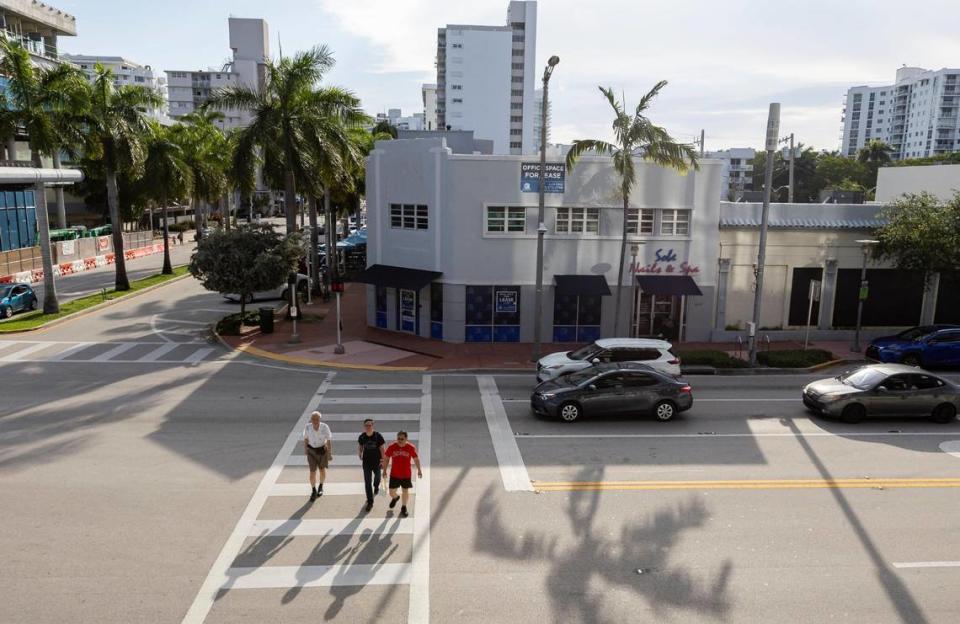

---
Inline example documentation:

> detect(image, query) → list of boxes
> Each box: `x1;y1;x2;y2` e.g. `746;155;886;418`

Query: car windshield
895;326;936;341
839;367;887;390
0;286;11;298
568;343;600;361
565;370;598;385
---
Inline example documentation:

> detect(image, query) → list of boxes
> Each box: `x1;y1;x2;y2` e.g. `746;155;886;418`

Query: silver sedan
802;364;960;423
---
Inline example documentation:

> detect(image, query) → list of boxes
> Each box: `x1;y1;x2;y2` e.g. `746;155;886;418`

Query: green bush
168;220;196;233
679;350;749;368
757;349;834;368
216;311;261;336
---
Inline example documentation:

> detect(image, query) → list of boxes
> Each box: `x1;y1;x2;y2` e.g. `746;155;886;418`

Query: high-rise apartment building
435;1;537;155
840;67;960;160
63;54;169;120
166;17;269;131
376;108;425;131
706;148;756;200
422;83;437;131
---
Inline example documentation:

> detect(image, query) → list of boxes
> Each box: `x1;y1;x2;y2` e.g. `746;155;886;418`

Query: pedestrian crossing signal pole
332;277;345;354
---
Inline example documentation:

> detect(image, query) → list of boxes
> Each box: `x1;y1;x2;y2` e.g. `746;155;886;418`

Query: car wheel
1;306;11;319
654;400;676;422
280;288;290;302
28;298;37;311
932;403;957;424
841;403;866;424
902;353;921;367
558;402;581;423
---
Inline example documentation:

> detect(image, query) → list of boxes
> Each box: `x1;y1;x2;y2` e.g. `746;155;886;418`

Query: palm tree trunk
192;196;202;239
161;194;172;275
284;171;297;234
52;151;67;229
613;193;630;336
106;167;130;291
309;195;320;294
31;151;58;314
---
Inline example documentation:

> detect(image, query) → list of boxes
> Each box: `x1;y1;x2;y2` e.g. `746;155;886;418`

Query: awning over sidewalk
354;264;442;290
554;274;611;296
635;275;703;296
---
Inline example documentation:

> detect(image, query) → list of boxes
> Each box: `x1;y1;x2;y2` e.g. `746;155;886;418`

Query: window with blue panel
375;286;388;328
465;286;493;342
553;294;602;343
430;282;443;340
465;285;521;342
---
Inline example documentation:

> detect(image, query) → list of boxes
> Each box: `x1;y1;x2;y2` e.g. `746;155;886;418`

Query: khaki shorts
306;445;329;470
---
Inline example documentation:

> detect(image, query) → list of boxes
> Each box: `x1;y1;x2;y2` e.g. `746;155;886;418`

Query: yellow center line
533;477;960;492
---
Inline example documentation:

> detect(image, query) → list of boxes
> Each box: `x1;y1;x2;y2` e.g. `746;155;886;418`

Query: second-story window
661;209;690;235
390;204;428;230
486;206;525;233
556;208;599;234
626;208;655;234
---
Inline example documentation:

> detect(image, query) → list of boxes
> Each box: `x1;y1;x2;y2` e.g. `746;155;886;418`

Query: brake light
679;385;692;393
668;358;681;365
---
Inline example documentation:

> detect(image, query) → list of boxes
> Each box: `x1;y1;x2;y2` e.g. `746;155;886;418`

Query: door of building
633;293;680;340
399;288;417;334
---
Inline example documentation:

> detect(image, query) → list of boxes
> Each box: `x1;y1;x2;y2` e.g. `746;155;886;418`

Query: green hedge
679;350;749;368
757;349;834;368
216;311;261;336
167;220;196;233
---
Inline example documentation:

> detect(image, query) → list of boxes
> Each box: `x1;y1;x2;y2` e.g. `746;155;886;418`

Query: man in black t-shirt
357;418;386;512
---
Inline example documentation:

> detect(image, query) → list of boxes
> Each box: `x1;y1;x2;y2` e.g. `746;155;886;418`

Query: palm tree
170;111;228;239
143;122;192;274
857;139;894;167
207;45;345;234
565;82;699;336
84;63;163;291
0;37;88;313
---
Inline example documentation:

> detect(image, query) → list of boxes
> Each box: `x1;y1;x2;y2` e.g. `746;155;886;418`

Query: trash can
259;307;275;334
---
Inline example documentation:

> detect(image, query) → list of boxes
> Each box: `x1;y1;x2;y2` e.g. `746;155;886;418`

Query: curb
0;272;192;334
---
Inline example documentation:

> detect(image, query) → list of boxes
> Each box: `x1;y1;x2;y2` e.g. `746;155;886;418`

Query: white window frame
660;209;691;236
626;208;655;234
486;206;526;233
390;203;428;230
555;207;600;234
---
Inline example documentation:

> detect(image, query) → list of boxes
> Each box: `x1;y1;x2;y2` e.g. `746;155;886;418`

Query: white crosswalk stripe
225;563;411;590
0;340;221;364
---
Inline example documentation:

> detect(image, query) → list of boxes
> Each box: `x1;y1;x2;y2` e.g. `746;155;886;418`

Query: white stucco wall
876;164;960;203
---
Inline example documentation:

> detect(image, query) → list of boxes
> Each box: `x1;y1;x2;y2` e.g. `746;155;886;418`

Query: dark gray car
802;363;960;423
530;362;693;423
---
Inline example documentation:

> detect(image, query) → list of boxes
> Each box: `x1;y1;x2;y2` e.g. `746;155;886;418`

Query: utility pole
749;103;780;367
788;132;795;203
699;129;705;158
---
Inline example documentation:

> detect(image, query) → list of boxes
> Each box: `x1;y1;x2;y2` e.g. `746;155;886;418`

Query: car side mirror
591;358;600;365
587;384;597;392
876;386;888;394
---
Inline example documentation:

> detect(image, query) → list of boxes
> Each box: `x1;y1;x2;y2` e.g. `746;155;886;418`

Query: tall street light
749;103;780;366
532;54;559;362
852;239;879;352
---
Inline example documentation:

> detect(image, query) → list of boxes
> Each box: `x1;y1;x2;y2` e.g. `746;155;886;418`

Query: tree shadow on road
474;466;733;624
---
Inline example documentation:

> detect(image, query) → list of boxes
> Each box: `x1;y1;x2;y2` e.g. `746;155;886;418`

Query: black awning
635;275;703;296
353;264;442;290
554;274;612;296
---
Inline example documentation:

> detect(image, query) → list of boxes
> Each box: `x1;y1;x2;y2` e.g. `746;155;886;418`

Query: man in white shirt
302;411;333;501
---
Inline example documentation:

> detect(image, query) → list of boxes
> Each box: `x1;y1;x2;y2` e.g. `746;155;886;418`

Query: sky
53;0;960;152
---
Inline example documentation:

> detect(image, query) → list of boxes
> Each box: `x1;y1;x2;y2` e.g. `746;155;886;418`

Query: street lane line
45;341;92;361
181;374;334;624
91;342;140;362
317;413;420;422
249;518;414;537
286;454;361;466
409;375;432;624
328;384;423;390
224;563;410;589
892;561;960;569
478;375;533;492
533;477;960;492
516;432;957;439
185;347;214;363
139;343;181;362
0;341;56;361
268;482;368;497
321;397;421;404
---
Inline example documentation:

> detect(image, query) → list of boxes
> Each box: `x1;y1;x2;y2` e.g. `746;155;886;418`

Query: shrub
757;349;834;368
168;220;196;233
678;350;749;368
216;311;261;336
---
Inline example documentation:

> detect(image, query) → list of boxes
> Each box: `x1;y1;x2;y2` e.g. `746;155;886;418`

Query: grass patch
0;266;189;332
757;349;834;368
679;350;750;368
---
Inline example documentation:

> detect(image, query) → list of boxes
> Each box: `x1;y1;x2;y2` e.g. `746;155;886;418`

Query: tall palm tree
207;45;347;234
143;122;192;274
84;63;163;291
566;82;699;336
857;139;894;167
170;111;228;239
0;37;88;313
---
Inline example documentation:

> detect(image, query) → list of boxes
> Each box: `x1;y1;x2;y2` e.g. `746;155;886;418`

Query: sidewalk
220;283;861;371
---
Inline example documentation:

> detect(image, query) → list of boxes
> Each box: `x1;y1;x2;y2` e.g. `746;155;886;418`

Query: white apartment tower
705;148;756;200
165;17;269;131
435;1;537;155
840;66;960;160
421;83;437;131
63;54;168;120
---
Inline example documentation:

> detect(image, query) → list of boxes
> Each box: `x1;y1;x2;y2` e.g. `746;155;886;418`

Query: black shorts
389;477;413;490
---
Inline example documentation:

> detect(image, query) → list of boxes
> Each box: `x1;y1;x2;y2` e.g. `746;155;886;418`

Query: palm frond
565;139;618;170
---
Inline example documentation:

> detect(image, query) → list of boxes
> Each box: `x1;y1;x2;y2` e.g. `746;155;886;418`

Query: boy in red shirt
382;431;422;518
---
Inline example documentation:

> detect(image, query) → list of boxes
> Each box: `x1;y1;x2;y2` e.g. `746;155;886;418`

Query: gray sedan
530;362;693;423
802;363;960;423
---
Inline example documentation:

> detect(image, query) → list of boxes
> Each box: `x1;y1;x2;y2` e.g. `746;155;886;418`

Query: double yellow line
533;477;960;492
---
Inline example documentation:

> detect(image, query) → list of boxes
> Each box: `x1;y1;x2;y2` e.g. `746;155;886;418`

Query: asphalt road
2;276;960;623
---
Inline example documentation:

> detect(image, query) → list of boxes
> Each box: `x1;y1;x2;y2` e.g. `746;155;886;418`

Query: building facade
435;1;536;155
165;17;269;131
876;163;960;203
63;54;168;120
840;67;960;160
0;0;75;69
705;148;755;200
421;83;437;131
377;108;425;132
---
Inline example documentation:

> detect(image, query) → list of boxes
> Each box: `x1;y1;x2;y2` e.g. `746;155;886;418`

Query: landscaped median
678;347;845;375
0;266;191;333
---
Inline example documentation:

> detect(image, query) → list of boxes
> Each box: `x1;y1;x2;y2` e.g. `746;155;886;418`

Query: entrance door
399;288;417;333
633;293;680;340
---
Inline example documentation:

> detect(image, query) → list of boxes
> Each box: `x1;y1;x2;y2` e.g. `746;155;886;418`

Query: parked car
223;273;311;304
0;283;38;318
802;363;960;423
865;325;960;368
536;337;680;382
531;362;692;423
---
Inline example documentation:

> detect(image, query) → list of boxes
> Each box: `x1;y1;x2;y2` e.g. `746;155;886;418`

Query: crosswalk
182;373;432;623
0;340;219;364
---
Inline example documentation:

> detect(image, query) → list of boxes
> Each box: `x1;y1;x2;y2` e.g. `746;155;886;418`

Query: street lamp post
531;55;559;362
779;133;795;203
749;103;780;367
852;239;879;352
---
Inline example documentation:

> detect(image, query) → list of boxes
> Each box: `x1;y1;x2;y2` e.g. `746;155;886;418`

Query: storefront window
375;286;388;328
430;282;443;339
465;285;521;342
0;189;37;252
553;294;602;343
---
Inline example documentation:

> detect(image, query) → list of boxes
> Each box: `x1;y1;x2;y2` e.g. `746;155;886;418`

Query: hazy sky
54;0;960;151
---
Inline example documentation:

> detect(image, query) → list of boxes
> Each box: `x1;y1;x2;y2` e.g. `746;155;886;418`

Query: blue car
0;283;38;319
866;325;960;368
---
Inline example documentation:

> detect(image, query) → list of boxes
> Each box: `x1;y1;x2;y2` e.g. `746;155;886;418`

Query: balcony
2;29;59;62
